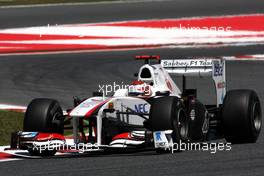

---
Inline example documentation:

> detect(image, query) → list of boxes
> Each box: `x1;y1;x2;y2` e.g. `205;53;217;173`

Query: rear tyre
149;97;189;152
24;98;64;156
222;90;262;144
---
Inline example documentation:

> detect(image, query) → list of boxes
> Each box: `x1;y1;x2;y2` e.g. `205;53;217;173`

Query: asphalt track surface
1;0;264;175
0;0;264;29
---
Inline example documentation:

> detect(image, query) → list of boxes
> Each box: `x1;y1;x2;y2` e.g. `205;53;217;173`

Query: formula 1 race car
9;55;262;156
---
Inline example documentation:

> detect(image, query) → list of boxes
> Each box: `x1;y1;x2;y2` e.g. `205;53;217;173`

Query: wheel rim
52;111;63;133
175;109;188;140
252;102;261;131
52;111;61;120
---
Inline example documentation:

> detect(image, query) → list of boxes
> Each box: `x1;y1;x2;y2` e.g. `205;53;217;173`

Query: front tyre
24;98;64;156
24;98;64;134
149;97;189;152
222;90;262;143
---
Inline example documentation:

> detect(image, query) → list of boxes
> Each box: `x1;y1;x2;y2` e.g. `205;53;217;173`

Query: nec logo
134;103;148;113
214;63;223;76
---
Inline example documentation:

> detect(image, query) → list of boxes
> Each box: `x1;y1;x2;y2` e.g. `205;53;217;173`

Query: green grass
0;110;89;145
0;0;116;6
0;110;24;146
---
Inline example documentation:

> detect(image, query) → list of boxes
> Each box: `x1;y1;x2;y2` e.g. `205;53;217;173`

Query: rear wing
135;55;160;64
161;58;226;107
161;59;212;76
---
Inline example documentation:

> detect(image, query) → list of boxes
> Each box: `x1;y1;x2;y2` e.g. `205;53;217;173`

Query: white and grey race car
10;55;262;156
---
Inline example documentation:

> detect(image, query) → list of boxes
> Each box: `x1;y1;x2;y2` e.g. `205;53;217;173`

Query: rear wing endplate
161;58;226;107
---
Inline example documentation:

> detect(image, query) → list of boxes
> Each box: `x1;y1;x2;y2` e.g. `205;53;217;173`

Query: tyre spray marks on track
0;14;264;55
